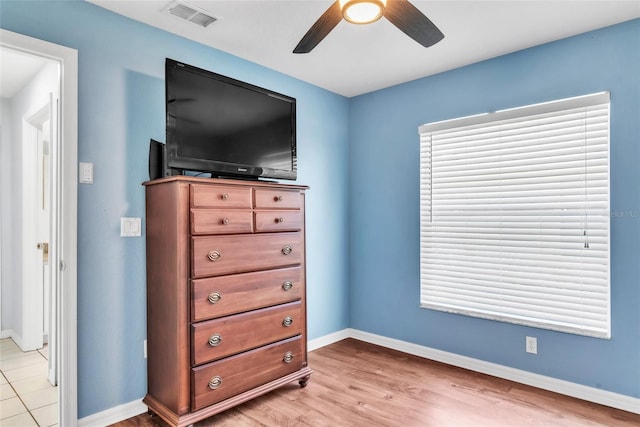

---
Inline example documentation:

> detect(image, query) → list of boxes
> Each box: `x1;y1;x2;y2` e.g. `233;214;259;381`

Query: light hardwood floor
114;338;640;427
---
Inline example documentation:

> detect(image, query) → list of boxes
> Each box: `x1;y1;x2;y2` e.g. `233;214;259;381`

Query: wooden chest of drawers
143;177;311;427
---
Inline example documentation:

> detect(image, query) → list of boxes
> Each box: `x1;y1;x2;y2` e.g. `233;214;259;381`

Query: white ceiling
0;47;50;99
72;1;640;96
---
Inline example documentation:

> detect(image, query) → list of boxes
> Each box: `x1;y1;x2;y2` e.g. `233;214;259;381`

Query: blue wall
2;0;638;420
349;19;640;398
1;0;350;418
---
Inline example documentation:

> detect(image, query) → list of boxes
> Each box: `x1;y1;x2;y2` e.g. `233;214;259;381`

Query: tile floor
0;338;58;426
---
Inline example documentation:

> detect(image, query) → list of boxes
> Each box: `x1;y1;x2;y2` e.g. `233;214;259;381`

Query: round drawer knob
274;195;283;202
207;250;221;262
282;281;293;291
222;218;230;225
283;352;294;364
208;376;222;390
282;316;293;327
221;193;229;200
208;292;221;304
276;217;285;224
281;245;292;255
208;334;222;347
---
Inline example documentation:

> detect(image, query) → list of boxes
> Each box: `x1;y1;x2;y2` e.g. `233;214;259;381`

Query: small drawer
254;188;302;210
192;232;302;278
254;211;303;233
191;301;303;366
191;209;253;235
191;185;252;209
191;336;303;411
192;266;302;322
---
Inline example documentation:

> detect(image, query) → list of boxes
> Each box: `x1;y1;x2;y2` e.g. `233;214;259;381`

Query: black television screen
165;58;297;180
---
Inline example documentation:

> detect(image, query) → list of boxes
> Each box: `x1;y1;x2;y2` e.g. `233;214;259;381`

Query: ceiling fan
293;0;444;54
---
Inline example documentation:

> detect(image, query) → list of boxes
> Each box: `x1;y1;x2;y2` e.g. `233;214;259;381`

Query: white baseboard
78;399;147;427
0;329;24;349
344;328;640;415
79;328;639;425
308;328;351;351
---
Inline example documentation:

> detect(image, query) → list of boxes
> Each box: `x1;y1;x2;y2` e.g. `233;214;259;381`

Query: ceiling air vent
164;1;219;28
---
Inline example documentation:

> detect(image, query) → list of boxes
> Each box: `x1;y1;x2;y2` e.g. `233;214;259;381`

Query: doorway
0;30;77;426
1;44;60;427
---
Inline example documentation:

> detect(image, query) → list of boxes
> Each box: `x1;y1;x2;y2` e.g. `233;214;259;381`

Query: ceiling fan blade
293;1;342;54
384;0;444;48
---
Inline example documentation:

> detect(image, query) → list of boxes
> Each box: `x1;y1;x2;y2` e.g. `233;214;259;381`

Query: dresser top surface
143;176;308;191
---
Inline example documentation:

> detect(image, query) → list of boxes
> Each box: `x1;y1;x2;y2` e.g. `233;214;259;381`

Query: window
419;92;610;338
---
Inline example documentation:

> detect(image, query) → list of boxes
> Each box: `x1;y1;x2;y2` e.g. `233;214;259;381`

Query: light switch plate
121;217;141;237
79;162;93;184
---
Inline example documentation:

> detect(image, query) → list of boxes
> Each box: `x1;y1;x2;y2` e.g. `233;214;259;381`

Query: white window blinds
419;92;610;338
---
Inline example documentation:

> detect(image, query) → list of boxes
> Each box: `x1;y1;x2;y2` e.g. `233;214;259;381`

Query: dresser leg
299;374;311;388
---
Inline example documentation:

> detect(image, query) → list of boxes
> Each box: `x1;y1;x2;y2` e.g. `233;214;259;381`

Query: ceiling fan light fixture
293;0;443;54
339;0;386;24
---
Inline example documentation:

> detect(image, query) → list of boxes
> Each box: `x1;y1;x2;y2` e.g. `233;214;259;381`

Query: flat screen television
165;58;297;180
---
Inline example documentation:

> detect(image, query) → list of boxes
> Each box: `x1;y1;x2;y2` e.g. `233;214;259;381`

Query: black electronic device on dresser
163;58;297;181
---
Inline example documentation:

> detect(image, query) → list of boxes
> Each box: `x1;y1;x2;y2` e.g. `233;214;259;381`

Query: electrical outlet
144;339;147;359
526;336;537;354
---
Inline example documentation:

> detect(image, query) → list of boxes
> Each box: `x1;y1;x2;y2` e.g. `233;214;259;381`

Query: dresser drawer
254;211;303;233
192;301;302;366
192;232;302;278
191;209;253;235
191;336;303;411
192;267;302;322
191;184;252;209
254;188;302;210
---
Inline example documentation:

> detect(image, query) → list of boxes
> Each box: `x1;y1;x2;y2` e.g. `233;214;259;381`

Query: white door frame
1;29;78;426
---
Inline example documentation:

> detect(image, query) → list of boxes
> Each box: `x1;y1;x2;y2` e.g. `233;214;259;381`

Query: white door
22;99;50;352
23;94;58;385
40;94;59;386
37;106;51;351
47;95;59;386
